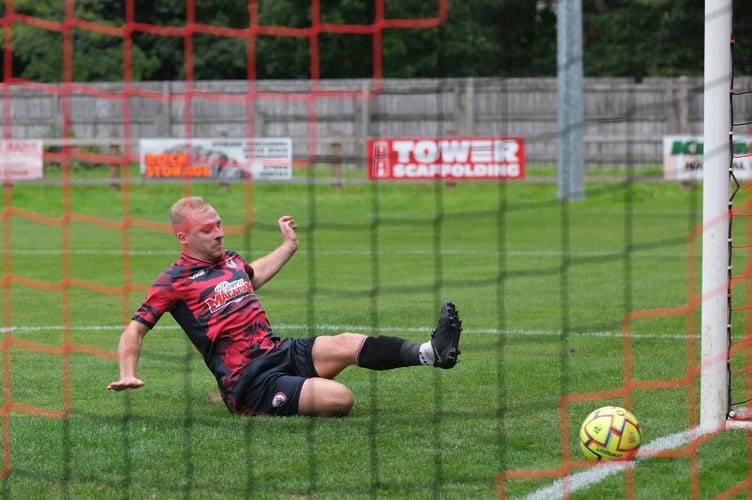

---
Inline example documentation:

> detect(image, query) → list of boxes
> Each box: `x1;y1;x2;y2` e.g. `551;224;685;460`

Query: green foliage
582;0;705;78
3;0;749;81
0;0;161;81
131;0;251;80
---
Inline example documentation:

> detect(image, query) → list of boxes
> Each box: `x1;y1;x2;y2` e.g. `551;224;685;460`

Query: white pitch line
524;427;714;500
0;247;694;258
0;323;703;340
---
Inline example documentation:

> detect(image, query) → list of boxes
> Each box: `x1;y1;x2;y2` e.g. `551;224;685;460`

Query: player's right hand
106;376;145;391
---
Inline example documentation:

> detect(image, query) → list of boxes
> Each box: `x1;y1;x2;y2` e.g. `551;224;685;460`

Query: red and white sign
0;140;43;181
367;137;525;180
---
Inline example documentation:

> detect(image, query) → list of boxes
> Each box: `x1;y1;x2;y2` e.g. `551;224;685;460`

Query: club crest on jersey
204;278;253;312
272;392;288;408
226;258;237;268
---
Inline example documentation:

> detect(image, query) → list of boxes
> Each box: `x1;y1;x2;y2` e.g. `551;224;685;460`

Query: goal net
2;1;752;499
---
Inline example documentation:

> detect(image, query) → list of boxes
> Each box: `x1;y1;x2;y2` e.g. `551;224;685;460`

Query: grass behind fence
1;178;750;499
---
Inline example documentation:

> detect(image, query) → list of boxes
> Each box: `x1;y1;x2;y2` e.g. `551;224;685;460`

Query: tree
252;0;558;79
1;0;750;82
1;0;161;82
582;0;705;79
379;0;557;78
131;0;251;81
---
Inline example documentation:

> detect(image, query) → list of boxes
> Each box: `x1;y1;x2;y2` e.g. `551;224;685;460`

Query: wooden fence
3;76;751;168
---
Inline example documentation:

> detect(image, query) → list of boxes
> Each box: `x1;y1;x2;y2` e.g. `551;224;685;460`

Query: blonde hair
169;196;209;230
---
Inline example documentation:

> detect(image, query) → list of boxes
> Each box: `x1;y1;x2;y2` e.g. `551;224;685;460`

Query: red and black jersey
132;250;281;399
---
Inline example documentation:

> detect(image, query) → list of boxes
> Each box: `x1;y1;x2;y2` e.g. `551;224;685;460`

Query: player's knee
331;385;354;416
300;378;354;417
334;332;366;351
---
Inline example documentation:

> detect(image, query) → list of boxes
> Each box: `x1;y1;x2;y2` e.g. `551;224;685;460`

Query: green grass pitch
1;177;751;498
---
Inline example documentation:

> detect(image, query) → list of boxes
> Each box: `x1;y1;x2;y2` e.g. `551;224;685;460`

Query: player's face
181;205;225;263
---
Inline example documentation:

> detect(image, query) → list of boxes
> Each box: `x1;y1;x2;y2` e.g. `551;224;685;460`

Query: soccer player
106;196;463;416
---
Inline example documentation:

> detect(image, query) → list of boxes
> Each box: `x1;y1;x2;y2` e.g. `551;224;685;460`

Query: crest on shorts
272;392;288;408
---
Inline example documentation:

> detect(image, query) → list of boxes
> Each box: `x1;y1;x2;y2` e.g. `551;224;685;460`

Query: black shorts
228;337;318;416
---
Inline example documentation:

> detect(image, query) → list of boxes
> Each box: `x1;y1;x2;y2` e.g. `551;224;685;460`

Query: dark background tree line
0;0;748;83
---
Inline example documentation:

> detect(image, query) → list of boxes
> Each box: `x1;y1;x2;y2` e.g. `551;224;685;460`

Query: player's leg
310;332;366;378
310;300;463;378
357;299;463;370
297;377;354;417
311;332;427;377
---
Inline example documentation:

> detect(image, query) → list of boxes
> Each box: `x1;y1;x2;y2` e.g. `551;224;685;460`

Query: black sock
357;336;420;370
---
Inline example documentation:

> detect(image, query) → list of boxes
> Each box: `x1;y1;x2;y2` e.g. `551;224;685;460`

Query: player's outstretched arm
106;320;149;391
249;215;299;289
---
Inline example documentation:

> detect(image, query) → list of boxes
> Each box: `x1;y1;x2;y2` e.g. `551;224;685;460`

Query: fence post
218;130;230;191
109;132;121;191
360;80;371;175
330;141;343;190
464;78;475;135
677;76;691;134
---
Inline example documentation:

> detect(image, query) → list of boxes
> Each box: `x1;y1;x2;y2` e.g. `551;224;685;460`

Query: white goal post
701;0;732;430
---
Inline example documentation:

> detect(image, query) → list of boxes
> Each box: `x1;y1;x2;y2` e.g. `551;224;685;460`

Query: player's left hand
279;215;298;240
